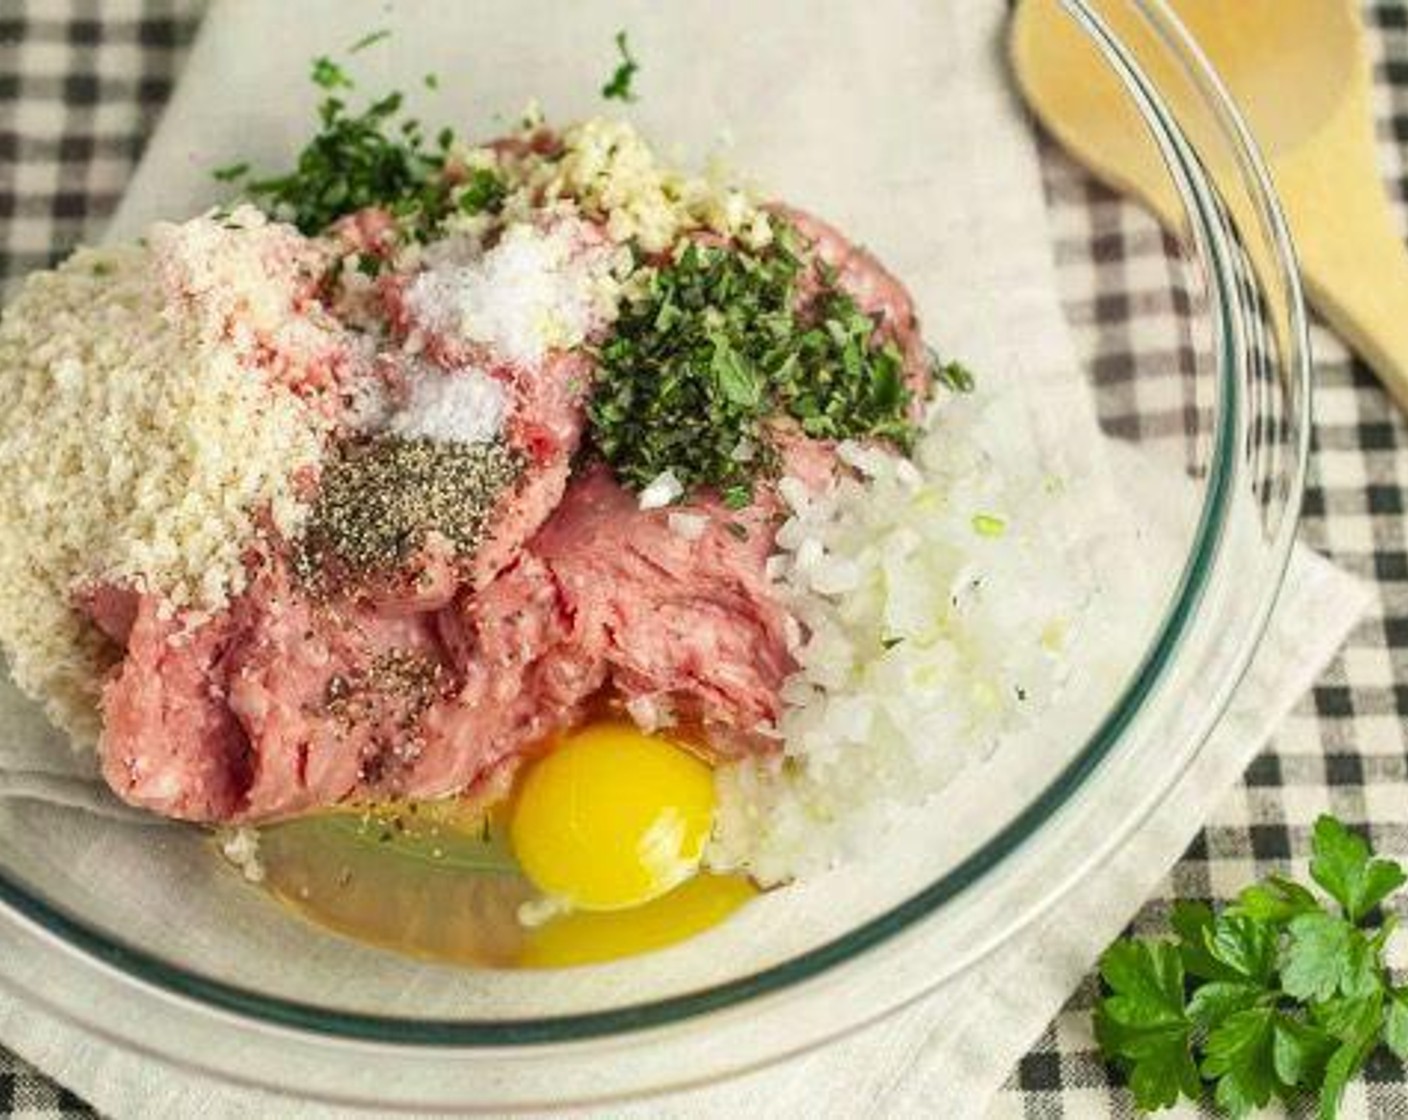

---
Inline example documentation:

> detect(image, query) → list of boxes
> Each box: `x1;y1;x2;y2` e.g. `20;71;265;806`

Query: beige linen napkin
0;0;1371;1116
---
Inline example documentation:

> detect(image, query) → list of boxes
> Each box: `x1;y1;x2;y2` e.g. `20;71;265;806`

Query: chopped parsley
935;357;976;393
588;230;922;503
347;28;391;54
210;161;250;183
601;30;640;102
214;56;504;240
311;55;353;91
1095;816;1408;1118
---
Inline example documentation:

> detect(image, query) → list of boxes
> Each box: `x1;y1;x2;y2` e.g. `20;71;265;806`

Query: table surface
3;2;1408;1117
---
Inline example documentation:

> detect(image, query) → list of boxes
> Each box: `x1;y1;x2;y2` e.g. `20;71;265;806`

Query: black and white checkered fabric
2;2;1408;1117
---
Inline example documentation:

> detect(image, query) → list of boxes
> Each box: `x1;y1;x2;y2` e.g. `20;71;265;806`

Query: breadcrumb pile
0;212;343;741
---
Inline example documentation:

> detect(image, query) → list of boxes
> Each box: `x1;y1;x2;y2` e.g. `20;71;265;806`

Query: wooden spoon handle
1299;229;1408;412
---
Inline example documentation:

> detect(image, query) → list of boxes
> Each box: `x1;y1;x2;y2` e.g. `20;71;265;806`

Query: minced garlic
502;118;774;254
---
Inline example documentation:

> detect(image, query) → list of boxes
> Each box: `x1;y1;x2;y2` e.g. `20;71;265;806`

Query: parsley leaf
1172;900;1237;982
1208;912;1279;986
1186;981;1264;1028
1094;815;1408;1119
1201;1007;1281;1117
1231;873;1322;926
1271;1015;1336;1089
1319;1022;1380;1120
601;30;640;102
1311;816;1407;924
1387;990;1408;1060
1092;940;1201;1111
1281;911;1379;1003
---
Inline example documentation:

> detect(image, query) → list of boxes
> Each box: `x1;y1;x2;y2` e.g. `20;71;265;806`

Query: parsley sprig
588;231;918;507
1096;816;1408;1118
215;49;504;240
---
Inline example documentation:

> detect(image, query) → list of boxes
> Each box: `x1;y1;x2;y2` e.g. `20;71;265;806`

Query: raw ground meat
94;205;927;824
99;469;794;822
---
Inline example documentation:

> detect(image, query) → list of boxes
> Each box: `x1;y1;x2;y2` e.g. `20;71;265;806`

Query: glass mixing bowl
0;0;1308;1109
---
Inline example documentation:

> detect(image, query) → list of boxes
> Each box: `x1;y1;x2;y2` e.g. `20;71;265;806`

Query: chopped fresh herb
456;167;507;215
601;30;640;102
934;356;976;394
424;72;440;90
722;484;753;511
311;56;353;90
231;57;504;239
347;28;391;54
971;512;1006;538
1095;815;1408;1119
588;231;922;503
211;161;250;183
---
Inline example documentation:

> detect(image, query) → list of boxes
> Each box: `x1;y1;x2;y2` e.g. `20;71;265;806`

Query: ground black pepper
297;434;524;580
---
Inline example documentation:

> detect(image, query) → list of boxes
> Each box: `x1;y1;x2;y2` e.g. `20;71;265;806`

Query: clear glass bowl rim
0;0;1312;1055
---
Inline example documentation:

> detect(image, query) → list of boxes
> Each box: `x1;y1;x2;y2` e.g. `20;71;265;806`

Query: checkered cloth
0;2;1405;1117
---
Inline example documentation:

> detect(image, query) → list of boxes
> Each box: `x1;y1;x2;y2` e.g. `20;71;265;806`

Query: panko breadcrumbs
0;216;337;742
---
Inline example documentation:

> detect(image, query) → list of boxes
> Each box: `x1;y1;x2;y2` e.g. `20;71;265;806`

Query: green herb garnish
935;356;976;394
216;58;505;240
1095;815;1408;1118
211;161;250;183
588;232;920;504
311;55;353;91
348;28;391;54
601;30;640;102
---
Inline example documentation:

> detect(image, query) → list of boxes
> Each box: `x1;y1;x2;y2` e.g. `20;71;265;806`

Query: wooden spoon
1011;0;1408;409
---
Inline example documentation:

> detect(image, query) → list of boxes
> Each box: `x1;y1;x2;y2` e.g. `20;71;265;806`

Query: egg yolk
519;873;756;968
510;722;716;911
